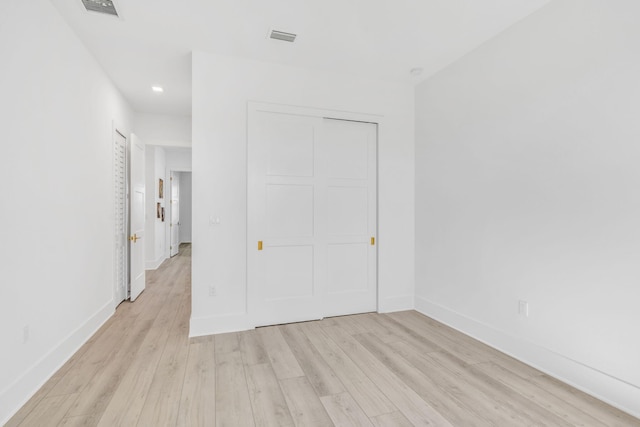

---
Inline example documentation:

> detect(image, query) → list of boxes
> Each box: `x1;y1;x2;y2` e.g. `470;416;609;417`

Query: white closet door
248;106;377;327
248;112;325;326
322;118;377;317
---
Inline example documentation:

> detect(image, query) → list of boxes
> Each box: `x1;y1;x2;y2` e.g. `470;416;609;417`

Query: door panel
129;134;145;301
326;127;369;180
327;186;368;236
266;184;314;237
327;243;369;293
248;106;377;326
266;245;314;300
248;112;323;326
266;122;315;177
322;118;377;318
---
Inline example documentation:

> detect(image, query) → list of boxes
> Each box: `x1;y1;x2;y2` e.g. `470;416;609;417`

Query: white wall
191;51;415;335
415;0;640;417
135;113;192;148
178;172;193;244
144;145;170;269
0;0;133;423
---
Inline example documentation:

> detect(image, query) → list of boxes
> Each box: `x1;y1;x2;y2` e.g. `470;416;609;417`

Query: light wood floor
7;243;639;427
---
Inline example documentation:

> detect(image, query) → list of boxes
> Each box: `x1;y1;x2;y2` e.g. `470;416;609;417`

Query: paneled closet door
248;105;377;327
321;118;377;318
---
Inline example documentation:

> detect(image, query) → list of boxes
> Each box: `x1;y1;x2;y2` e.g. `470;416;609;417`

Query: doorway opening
169;171;192;257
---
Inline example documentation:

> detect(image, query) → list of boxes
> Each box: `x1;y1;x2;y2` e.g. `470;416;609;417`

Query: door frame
166;168;192;258
112;123;129;309
246;101;382;326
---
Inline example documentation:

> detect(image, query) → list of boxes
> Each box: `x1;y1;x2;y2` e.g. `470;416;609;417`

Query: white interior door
114;130;128;305
129;134;145;301
322;118;377;317
248;106;377;327
170;172;180;257
248;112;324;326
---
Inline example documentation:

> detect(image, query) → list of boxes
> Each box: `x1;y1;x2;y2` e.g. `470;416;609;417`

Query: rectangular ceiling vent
270;30;297;43
81;0;118;17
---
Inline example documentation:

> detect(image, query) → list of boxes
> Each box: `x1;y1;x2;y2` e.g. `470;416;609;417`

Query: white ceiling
50;0;550;116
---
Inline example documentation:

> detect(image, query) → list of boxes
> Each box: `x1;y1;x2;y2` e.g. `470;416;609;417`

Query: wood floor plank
386;311;490;365
57;413;101;427
474;361;609;426
392;340;541;426
299;322;397;418
349;313;403;344
215;350;255;426
529;374;640;427
176;339;216;427
370;411;413;427
402;311;547;378
64;318;153;418
279;376;334;427
354;332;487;426
137;298;191;426
257;326;304;380
245;363;294;427
320;392;373;427
215;332;241;355
280;323;345;397
322;325;453;427
16;393;78;427
95;292;183;426
239;329;269;366
427;350;575;426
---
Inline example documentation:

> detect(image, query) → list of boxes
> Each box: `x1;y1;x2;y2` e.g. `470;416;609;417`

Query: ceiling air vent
81;0;118;17
270;30;297;43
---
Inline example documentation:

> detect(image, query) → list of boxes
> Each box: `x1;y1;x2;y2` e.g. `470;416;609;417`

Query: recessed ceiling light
410;67;424;77
152;86;164;93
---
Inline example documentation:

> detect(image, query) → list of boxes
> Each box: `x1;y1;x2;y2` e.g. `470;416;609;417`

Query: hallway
8;245;192;426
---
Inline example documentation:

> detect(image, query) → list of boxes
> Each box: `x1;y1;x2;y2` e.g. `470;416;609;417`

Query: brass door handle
129;234;140;243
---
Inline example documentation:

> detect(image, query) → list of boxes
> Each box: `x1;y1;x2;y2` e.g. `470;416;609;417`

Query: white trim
0;301;114;425
378;294;414;313
145;255;166;271
189;313;254;337
415;296;640;419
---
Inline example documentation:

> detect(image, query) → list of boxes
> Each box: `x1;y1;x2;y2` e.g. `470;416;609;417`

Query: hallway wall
0;0;134;423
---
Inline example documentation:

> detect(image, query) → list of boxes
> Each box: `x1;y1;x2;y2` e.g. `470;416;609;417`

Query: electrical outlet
209;286;217;297
23;325;30;344
518;300;529;317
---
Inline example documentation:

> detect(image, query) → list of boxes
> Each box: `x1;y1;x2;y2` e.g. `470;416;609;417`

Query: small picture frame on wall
156;202;161;219
159;179;164;199
161;207;165;222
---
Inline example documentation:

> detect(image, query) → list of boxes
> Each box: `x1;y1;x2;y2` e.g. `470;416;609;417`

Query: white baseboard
145;255;166;270
415;296;640;419
189;294;416;338
379;294;414;313
189;312;254;337
0;301;114;425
